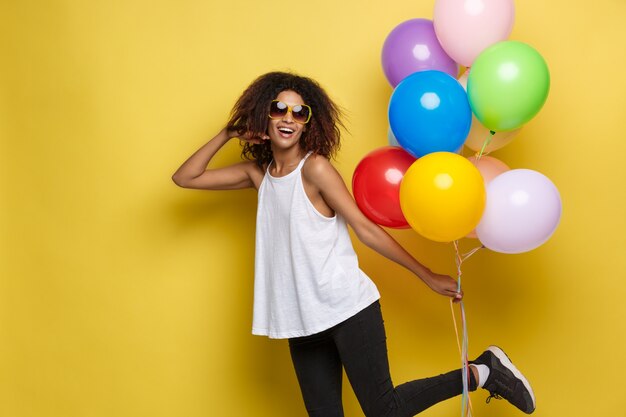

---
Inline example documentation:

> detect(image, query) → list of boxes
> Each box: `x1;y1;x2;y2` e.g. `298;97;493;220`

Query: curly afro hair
226;72;345;167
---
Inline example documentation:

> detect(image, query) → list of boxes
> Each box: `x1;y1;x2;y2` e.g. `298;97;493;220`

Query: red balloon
352;146;417;228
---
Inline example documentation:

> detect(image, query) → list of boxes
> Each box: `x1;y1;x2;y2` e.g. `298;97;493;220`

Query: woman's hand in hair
227;127;269;144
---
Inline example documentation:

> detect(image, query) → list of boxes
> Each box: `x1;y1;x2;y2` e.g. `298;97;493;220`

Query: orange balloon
465;156;510;238
399;152;486;242
467;155;510;183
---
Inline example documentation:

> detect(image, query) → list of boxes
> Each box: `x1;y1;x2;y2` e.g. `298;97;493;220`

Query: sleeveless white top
252;152;380;339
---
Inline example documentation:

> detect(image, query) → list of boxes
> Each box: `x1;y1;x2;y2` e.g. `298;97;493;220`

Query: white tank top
252;152;380;339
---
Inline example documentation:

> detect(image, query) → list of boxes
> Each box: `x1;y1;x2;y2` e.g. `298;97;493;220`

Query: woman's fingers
241;132;269;144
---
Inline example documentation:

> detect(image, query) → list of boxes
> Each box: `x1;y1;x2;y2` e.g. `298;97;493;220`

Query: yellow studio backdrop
1;0;624;416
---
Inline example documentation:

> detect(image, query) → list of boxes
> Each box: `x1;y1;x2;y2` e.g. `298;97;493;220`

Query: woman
172;71;535;416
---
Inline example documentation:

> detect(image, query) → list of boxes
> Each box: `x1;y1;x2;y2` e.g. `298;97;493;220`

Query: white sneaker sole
488;345;536;411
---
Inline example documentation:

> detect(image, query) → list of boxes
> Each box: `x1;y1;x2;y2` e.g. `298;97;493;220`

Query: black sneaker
472;346;536;414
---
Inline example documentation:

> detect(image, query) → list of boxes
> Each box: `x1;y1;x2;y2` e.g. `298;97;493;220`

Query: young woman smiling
172;72;535;416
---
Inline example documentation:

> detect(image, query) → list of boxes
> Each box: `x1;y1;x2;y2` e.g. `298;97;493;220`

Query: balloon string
461;245;484;262
475;131;495;162
450;298;462;359
450;299;473;417
451;241;484;417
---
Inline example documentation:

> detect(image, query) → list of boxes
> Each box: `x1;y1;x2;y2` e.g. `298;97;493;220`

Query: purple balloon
476;169;562;254
382;18;459;87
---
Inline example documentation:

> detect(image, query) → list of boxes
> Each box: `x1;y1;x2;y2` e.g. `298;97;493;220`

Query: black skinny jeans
288;301;477;417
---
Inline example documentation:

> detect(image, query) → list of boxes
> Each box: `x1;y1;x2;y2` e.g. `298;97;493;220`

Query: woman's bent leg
394;369;476;415
334;301;476;417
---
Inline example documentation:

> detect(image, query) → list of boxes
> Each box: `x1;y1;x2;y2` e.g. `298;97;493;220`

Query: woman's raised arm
171;128;267;190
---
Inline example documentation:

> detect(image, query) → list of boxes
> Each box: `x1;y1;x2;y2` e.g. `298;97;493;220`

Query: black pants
288;301;477;417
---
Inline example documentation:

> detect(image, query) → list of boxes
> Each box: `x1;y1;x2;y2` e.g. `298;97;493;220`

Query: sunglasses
268;100;312;124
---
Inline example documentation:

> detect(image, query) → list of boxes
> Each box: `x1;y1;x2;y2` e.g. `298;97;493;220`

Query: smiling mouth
278;127;295;134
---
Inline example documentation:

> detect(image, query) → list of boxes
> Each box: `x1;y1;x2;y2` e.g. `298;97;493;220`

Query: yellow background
1;0;624;416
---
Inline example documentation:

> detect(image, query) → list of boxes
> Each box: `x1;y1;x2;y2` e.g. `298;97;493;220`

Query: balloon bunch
353;0;562;254
353;1;562;415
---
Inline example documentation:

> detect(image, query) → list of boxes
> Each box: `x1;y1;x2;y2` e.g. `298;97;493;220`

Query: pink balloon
465;156;509;238
476;169;562;253
434;0;515;67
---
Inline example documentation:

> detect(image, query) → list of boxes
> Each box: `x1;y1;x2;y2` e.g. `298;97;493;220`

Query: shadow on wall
166;188;258;231
165;187;306;413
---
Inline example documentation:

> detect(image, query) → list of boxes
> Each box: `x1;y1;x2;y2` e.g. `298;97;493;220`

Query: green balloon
467;41;550;131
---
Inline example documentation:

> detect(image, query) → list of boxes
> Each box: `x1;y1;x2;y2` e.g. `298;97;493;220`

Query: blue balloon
388;70;471;158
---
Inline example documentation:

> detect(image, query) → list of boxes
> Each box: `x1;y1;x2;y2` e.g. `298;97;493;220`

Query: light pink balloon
465;156;509;238
476;169;562;254
434;0;515;67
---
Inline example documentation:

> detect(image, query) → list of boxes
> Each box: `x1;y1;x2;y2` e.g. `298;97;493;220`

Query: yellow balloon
399;152;486;242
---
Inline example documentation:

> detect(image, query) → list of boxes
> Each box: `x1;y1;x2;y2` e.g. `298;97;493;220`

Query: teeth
278;128;294;133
